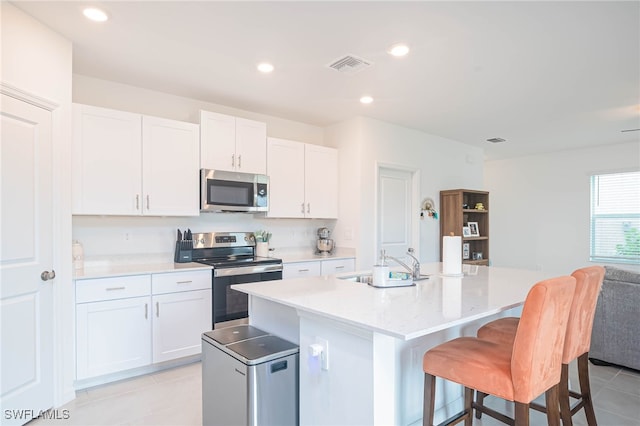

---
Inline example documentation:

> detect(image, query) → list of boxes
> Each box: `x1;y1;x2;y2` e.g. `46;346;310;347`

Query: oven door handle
213;263;283;277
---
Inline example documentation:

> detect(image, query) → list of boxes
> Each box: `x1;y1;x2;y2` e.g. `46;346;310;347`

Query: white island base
233;263;548;425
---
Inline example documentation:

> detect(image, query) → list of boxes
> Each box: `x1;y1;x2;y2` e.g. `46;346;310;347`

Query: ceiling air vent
326;54;373;75
486;137;506;143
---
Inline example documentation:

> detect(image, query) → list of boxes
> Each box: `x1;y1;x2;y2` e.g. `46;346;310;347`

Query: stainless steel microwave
200;169;269;213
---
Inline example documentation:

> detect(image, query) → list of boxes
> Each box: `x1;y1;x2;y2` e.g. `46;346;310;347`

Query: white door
142;116;199;216
199;110;236;171
377;167;415;262
1;94;54;425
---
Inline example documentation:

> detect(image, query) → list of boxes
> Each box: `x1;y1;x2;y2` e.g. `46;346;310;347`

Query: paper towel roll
442;236;462;275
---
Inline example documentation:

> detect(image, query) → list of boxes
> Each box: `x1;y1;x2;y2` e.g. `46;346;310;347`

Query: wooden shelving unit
440;189;490;266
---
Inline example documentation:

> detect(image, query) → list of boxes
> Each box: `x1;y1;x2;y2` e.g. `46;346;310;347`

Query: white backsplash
73;214;336;259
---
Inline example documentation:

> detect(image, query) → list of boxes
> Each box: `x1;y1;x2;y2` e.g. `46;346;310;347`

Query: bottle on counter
72;240;84;270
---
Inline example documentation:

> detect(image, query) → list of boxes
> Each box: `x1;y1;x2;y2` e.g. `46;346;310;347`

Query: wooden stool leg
423;373;436;426
560;364;573;426
545;384;561;426
463;387;473;426
578;353;598;426
475;391;488;419
514;402;530;426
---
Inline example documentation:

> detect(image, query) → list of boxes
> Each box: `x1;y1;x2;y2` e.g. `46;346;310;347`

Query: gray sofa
589;266;640;371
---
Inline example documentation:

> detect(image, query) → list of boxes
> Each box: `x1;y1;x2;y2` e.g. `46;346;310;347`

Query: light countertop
232;263;549;341
74;255;212;280
275;247;356;263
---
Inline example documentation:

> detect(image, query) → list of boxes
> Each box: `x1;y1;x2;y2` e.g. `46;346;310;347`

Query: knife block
174;240;193;263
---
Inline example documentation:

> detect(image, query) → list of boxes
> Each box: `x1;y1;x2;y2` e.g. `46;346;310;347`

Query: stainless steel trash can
202;325;299;426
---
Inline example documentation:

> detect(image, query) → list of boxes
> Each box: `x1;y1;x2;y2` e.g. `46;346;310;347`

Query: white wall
71;75;335;259
485;141;640;275
326;117;484;269
1;2;74;406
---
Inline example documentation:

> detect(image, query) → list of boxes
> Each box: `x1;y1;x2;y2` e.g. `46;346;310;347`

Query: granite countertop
232;262;548;341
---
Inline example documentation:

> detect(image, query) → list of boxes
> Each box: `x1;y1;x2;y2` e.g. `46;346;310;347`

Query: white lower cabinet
152;289;211;363
283;258;355;279
320;258;356;276
75;270;212;381
76;295;152;380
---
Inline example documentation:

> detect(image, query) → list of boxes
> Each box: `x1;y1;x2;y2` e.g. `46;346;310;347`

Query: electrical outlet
316;337;329;371
124;232;132;242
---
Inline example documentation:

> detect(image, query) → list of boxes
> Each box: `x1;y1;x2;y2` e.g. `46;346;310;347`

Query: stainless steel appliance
200;169;269;213
202;325;299;426
316;227;334;254
191;232;283;328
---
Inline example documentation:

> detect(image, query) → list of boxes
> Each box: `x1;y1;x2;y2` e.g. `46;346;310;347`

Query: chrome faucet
380;248;421;280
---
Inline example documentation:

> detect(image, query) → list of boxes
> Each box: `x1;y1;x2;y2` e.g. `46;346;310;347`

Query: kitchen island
232;263;549;425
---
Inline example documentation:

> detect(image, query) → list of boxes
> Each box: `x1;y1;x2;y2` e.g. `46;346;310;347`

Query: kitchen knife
186;229;192;240
177;229;182;242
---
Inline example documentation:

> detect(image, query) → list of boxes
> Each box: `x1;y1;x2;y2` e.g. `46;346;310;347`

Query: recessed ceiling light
388;43;410;57
360;96;374;104
83;7;108;22
257;63;274;73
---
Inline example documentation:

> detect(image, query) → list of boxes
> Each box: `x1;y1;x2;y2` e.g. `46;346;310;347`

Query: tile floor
32;360;639;425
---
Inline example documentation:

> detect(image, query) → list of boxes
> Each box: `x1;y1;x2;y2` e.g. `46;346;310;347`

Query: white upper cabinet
267;137;338;219
142;116;199;216
304;144;338;219
267;137;305;218
72;103;199;216
200;111;267;174
72;104;142;215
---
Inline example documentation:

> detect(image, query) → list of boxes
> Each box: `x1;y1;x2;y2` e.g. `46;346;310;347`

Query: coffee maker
316;227;334;254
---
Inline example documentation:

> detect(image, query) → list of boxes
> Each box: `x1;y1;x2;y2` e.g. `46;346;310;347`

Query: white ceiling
14;1;640;160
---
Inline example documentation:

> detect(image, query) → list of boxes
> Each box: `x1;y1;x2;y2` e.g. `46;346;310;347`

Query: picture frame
462;226;471;237
472;251;483;260
462;243;470;260
467;222;480;237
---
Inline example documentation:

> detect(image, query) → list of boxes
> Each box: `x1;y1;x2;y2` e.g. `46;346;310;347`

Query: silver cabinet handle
40;270;56;281
301;203;305;214
232;154;235;168
335;266;345;269
299;269;309;272
176;280;192;284
156;301;160;317
146;195;150;210
106;287;125;291
145;303;148;319
307;203;310;214
238;155;242;168
136;194;140;210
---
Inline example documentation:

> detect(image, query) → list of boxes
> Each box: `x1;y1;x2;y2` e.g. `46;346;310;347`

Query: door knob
41;270;56;281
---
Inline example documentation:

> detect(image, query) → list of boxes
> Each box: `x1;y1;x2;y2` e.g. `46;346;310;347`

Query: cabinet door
76;296;151;380
305;144;338;219
266;138;305;218
235;117;267;174
152;289;212;363
72;104;142;215
321;258;356;276
142;116;199;216
200;110;236;171
283;261;321;279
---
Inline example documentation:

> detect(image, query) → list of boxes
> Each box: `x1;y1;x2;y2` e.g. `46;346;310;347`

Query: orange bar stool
422;276;576;426
475;266;605;426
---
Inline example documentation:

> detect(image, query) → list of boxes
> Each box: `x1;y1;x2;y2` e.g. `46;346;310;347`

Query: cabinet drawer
321;258;356;276
283;261;321;279
152;270;211;295
76;275;151;304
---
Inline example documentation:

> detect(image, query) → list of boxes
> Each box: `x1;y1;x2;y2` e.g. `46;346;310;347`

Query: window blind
590;170;640;263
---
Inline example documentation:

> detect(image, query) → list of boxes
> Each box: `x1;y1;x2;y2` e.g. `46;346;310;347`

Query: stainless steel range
190;232;283;329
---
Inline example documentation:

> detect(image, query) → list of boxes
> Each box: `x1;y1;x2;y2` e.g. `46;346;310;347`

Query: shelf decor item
462;226;471;237
467;222;480;237
463;243;470;260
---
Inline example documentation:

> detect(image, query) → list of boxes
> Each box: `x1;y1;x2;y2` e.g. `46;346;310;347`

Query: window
590;170;640;263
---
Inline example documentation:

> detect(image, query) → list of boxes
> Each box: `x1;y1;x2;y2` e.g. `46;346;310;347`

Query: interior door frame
374;161;421;264
1;82;72;408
